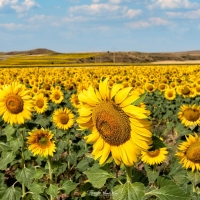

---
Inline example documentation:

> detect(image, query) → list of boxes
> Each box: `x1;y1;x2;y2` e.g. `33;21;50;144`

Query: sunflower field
0;65;200;200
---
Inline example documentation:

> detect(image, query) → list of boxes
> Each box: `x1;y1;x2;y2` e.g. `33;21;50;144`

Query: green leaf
3;124;16;141
84;165;115;188
144;164;159;183
32;194;47;200
112;182;145;200
0;142;11;151
146;185;191;200
76;157;94;172
46;184;58;197
157;176;176;188
132;92;147;106
0;173;4;186
9;137;23;152
28;182;46;194
2;186;21;200
15;167;35;187
33;168;46;180
0;185;7;198
60;180;78;194
0;151;15;170
149;136;166;151
187;171;200;186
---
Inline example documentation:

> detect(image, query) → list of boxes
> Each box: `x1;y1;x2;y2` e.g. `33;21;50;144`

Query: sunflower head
77;77;152;166
0;82;33;125
176;133;200;172
53;108;74;130
178;104;200;127
27;129;56;157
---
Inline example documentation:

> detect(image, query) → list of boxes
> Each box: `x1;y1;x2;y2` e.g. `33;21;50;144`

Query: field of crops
1;64;200;200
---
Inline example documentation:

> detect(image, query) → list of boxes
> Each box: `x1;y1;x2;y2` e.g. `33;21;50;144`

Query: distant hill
1;48;57;55
1;48;200;63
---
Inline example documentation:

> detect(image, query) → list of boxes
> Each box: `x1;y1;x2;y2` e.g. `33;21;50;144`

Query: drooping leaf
15;167;35;187
60;180;78;194
112;182;145;200
144;164;159;184
0;151;15;170
149;136;166;151
1;186;21;200
84;165;115;188
146;185;191;200
132;92;147;106
46;184;58;198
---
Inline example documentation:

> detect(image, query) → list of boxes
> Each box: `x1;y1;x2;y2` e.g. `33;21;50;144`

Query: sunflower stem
47;156;53;200
125;166;133;183
20;130;26;200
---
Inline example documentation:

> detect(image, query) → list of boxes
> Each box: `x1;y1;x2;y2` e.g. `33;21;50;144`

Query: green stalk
20;130;26;200
125;166;133;183
47;156;53;200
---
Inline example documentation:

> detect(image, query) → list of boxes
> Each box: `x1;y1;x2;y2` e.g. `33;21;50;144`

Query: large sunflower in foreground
0;82;33;125
77;78;152;166
52;108;74;130
27;129;56;157
140;147;168;166
176;133;200;172
178;104;200;127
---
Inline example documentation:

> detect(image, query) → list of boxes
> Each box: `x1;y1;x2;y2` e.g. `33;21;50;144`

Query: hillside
1;48;200;64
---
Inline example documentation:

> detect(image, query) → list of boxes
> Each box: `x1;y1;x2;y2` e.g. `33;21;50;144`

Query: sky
0;0;200;53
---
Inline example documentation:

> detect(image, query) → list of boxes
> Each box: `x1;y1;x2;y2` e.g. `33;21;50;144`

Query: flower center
186;142;200;163
54;93;60;100
182;86;190;95
167;91;173;97
183;109;200;122
36;99;44;108
6;94;24;114
147;149;160;157
92;101;131;146
38;136;49;147
59;113;69;124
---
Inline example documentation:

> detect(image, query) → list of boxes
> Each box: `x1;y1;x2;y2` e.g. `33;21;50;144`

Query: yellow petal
99;142;111;165
114;87;133;105
99;77;109;101
110;84;123;99
111;146;121;165
118;145;131;166
119;94;139;107
87;85;101;104
78;91;97;106
84;131;99;143
92;137;104;155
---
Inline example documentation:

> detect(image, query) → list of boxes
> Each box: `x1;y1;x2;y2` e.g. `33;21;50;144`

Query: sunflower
140;147;168;165
77;78;152;166
33;93;48;114
70;94;80;109
178;104;200;127
144;83;156;93
27;129;56;157
50;89;64;104
176;133;200;172
164;88;176;100
52;108;74;130
0;82;33;125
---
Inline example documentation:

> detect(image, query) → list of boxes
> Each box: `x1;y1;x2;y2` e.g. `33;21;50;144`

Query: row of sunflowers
0;65;200;200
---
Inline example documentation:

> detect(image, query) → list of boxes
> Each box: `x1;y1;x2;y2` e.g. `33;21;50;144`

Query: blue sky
0;0;200;53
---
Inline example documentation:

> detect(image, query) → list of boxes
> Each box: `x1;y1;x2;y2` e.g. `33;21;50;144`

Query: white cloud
0;0;17;7
125;21;151;29
148;0;199;9
69;3;141;18
123;9;142;18
0;23;23;30
149;17;169;25
109;0;122;4
69;4;121;15
125;17;170;29
167;9;200;19
11;0;40;13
